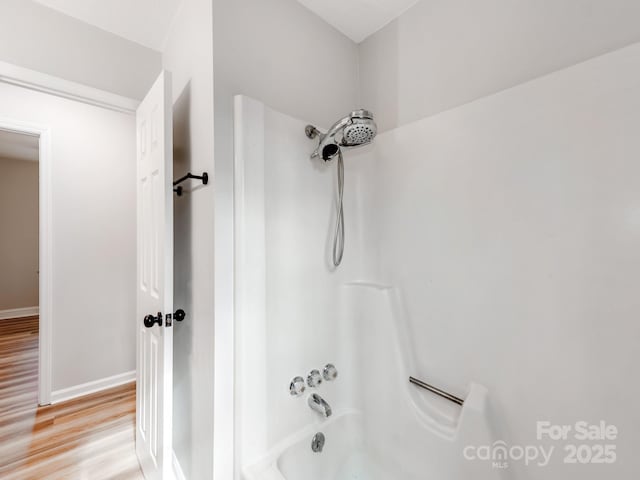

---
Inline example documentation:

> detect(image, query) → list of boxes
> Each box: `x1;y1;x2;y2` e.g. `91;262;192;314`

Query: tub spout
308;393;332;418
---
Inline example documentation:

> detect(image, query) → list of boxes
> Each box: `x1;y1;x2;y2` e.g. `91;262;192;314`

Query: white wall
359;0;640;132
369;44;640;478
211;1;359;478
162;0;215;478
0;83;136;393
0;0;161;99
0;157;39;310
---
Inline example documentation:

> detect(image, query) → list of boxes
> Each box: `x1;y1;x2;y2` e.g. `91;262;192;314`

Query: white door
136;70;174;479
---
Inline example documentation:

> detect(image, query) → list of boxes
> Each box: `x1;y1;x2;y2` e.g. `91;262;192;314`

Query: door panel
136;70;173;480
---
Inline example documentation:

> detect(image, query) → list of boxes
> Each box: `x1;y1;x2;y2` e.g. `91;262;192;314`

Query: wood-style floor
0;316;144;479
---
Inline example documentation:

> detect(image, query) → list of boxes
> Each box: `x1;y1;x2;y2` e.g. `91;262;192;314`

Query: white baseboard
0;306;39;320
173;451;187;480
51;370;136;404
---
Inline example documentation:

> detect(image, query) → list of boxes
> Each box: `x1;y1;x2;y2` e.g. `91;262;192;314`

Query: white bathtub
244;411;389;480
278;412;377;480
244;381;500;480
241;283;500;480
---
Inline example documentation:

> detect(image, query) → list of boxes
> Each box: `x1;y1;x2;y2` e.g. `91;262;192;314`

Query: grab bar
409;376;464;406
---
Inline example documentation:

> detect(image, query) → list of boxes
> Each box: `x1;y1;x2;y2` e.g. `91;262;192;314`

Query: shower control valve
323;364;338;381
290;376;306;396
307;370;323;388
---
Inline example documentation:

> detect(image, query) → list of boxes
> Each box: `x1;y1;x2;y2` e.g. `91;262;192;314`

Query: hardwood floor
0;316;144;479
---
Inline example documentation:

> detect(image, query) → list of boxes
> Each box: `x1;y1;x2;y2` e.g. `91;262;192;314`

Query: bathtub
240;283;499;480
243;381;499;480
244;411;389;480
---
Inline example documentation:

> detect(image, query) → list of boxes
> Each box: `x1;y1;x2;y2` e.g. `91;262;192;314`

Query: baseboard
0;306;39;320
173;451;187;480
51;370;136;404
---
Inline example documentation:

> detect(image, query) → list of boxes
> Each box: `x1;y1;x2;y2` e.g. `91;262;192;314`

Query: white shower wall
368;43;640;478
234;96;374;472
234;42;640;480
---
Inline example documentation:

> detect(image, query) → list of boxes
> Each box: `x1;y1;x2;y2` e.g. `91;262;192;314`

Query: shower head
340;110;377;147
305;109;377;161
305;110;378;267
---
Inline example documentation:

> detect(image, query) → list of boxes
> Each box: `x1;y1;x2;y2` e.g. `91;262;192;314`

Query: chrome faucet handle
290;376;306;396
323;364;338;381
307;369;322;388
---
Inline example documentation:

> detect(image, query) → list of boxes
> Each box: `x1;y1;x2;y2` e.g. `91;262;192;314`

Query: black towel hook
173;172;208;196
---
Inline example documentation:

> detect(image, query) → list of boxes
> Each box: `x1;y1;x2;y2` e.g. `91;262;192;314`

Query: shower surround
233;42;640;480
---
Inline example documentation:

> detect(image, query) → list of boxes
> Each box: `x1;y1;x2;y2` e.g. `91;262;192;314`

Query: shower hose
333;149;345;267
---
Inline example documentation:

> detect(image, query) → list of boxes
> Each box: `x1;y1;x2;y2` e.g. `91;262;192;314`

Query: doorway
0;129;40;413
0;120;52;407
0;130;39;315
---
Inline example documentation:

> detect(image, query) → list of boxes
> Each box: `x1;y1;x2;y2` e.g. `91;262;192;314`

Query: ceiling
34;0;417;48
33;0;183;51
295;0;419;43
0;130;39;162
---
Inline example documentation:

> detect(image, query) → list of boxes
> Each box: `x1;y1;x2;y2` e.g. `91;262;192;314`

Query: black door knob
144;312;163;328
174;309;186;322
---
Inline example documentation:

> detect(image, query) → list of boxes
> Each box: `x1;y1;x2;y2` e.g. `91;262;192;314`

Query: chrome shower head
304;110;378;268
306;109;377;160
341;110;377;147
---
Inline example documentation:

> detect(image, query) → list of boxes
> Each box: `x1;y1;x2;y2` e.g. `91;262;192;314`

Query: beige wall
0;156;39;311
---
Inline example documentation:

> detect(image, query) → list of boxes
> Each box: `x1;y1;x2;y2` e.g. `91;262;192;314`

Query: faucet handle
307;370;322;388
323;364;338;381
290;376;306;396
